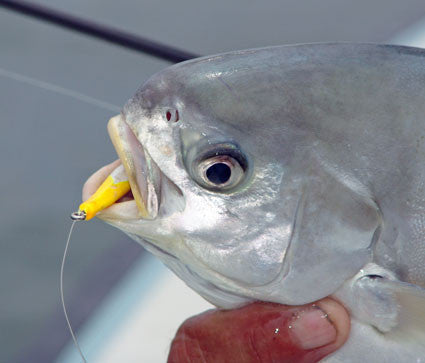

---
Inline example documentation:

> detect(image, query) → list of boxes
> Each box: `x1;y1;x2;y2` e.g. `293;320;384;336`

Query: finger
82;159;121;201
168;297;350;363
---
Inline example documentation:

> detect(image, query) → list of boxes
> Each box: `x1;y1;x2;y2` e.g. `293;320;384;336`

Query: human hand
168;298;350;363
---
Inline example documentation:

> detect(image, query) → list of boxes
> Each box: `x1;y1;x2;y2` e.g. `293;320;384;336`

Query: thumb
168;298;350;363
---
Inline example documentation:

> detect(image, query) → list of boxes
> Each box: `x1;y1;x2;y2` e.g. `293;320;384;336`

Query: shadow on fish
77;43;425;362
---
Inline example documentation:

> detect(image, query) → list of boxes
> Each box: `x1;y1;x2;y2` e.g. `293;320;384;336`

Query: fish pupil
206;163;231;184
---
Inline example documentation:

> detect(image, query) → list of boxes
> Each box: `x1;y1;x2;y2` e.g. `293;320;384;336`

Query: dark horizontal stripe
0;0;200;62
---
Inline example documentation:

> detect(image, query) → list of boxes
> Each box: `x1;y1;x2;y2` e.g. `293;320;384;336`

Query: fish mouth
82;114;169;220
107;114;161;219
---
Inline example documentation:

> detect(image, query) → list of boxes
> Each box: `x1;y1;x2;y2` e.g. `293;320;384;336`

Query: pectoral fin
335;264;425;340
325;266;425;363
380;279;425;345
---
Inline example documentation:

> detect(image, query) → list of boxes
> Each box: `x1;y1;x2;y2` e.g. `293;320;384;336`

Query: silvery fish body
93;44;425;361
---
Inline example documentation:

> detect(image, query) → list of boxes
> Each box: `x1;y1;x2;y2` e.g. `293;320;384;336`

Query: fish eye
195;150;246;191
185;142;248;192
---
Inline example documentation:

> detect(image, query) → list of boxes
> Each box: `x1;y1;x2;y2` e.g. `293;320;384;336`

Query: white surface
391;17;425;48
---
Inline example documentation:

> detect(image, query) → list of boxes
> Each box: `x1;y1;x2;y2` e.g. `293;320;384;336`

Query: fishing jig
71;164;130;221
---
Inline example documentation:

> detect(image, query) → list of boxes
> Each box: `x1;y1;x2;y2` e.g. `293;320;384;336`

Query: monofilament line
60;220;88;363
0;66;120;112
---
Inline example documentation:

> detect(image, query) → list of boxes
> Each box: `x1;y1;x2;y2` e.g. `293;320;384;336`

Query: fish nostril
166;109;179;122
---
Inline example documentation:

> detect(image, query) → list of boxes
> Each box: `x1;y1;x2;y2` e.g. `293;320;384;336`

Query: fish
81;43;425;362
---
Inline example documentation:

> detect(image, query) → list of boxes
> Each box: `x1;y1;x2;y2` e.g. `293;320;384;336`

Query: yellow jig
71;165;130;221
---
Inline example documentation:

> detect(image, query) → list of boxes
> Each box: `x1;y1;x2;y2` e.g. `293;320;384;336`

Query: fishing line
60;220;88;363
0;66;120;112
0;64;122;361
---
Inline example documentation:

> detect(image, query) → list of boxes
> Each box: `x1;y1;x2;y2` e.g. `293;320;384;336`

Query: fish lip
107;114;162;219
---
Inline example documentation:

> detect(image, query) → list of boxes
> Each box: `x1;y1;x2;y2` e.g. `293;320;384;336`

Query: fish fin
380;279;425;344
334;263;425;338
330;265;425;362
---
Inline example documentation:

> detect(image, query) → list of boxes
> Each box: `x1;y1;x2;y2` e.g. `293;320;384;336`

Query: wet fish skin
99;43;425;361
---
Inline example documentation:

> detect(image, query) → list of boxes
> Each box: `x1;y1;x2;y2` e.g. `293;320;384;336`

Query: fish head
99;64;301;307
92;46;382;307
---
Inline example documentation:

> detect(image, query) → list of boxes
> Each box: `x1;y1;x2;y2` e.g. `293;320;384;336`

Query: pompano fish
81;43;425;362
